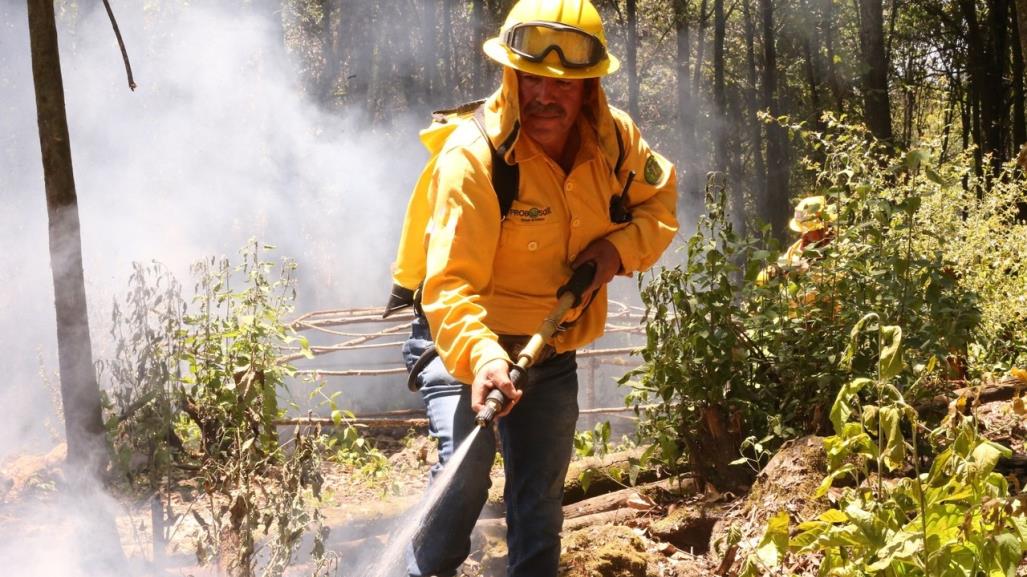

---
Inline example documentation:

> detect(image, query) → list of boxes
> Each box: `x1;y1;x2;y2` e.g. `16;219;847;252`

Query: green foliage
318;388;390;480
574;420;612;459
100;261;185;487
625;179;822;479
911;151;1027;374
740;321;1027;577
179;240;305;461
626;115;1012;486
176;240;329;576
573;422;651;495
98;241;357;577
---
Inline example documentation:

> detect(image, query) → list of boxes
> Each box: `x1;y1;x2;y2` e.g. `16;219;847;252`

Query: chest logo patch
644;154;663;185
509;206;552;223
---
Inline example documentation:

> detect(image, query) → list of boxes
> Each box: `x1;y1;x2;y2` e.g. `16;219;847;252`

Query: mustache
524;102;565;116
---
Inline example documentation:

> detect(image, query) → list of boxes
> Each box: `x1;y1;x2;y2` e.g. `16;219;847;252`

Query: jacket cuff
605;232;637;274
471;338;512;380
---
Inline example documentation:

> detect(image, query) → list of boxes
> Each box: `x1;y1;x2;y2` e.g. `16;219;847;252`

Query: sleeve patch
644;154;663;185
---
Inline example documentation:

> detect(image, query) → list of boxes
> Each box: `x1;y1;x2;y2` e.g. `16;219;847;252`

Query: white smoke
1;0;428;460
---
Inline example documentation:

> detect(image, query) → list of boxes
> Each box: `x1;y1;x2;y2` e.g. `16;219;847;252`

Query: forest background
5;0;1024;451
2;0;1027;575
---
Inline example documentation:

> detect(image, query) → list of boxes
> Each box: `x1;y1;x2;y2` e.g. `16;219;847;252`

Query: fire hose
405;262;598;427
474;261;597;427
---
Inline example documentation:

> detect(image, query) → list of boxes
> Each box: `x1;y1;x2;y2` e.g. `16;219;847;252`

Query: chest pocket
499;202;563;253
494;213;565;299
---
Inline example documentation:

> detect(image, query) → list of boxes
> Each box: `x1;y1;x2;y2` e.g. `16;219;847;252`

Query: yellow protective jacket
422;68;678;383
390;111;469;293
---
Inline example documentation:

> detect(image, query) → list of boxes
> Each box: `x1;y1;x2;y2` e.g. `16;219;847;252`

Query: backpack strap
472;106;520;220
612;118;626;175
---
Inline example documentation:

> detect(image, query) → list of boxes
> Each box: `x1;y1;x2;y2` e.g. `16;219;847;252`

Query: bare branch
101;0;136;91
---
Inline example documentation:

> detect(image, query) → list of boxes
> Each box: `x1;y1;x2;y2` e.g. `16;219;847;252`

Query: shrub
625;114;1012;491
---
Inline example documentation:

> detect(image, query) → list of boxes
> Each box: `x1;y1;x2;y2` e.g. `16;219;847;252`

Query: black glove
382;283;416;319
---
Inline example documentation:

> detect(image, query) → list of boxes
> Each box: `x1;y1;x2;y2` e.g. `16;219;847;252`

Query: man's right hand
472;358;523;417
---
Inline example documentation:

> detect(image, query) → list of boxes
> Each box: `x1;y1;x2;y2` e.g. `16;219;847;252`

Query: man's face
517;71;586;154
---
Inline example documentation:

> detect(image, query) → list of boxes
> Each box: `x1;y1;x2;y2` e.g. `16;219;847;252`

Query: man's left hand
572;238;622;293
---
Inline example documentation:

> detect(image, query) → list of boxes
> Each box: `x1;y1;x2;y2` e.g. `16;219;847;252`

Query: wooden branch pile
275;303;652;423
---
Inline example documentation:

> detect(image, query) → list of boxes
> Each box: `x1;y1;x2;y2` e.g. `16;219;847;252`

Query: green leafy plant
99;242;344;577
627;116;988;492
317;387;390;480
739;315;1027;577
574;420;612;459
100;261;185;483
99;261;186;555
625;180;809;492
177;240;329;577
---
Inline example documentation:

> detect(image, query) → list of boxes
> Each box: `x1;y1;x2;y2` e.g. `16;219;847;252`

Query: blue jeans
404;316;579;577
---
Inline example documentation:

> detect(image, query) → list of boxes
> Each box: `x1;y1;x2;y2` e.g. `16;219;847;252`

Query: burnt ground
2;392;1025;577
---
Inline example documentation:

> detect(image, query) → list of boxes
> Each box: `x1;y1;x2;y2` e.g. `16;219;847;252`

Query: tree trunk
626;0;640;118
319;0;338;105
26;0;106;475
988;0;1010;163
441;0;455;91
1018;0;1027;83
26;0;126;570
726;88;747;234
901;52;916;147
471;0;486;95
970;64;984;174
960;0;1006;173
742;0;766;205
760;0;790;238
675;0;701;204
858;0;893;143
692;0;709;97
684;404;754;493
939;81;957;164
822;0;844;111
1012;1;1026;151
713;0;727;174
422;0;439;103
800;0;825;127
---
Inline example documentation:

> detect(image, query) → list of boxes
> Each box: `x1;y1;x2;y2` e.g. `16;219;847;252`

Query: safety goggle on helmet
483;0;620;79
501;21;606;69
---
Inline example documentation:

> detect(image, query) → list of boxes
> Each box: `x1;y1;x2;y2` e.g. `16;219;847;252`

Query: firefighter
403;1;678;575
756;195;836;289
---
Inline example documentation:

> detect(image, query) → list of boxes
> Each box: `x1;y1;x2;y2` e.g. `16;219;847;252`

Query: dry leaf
1012;397;1026;416
656;541;679;556
627;492;656;510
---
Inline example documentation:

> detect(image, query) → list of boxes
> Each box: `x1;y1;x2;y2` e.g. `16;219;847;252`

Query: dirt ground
2;393;1025;577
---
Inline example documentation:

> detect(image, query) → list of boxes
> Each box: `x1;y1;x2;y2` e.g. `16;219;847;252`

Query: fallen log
917;376;1025;417
275;416;429;429
562;477;697;519
475;505;649;534
562;507;647;532
563;447;666;504
475;476;696;537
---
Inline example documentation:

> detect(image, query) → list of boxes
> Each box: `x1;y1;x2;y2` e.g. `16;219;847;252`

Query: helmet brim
483;37;619;79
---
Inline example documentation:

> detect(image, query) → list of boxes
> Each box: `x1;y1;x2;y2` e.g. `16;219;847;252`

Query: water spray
474;261;597;427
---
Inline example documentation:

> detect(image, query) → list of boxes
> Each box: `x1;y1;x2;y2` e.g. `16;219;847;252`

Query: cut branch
101;0;136;91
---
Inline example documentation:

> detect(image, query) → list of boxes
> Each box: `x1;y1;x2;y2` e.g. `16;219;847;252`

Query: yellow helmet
483;0;620;79
789;196;837;234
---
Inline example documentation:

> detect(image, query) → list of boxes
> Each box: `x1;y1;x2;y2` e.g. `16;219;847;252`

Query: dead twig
101;0;136;90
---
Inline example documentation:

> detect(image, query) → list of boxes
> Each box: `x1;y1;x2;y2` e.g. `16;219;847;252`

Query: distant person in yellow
757;195;836;303
389;1;678;575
